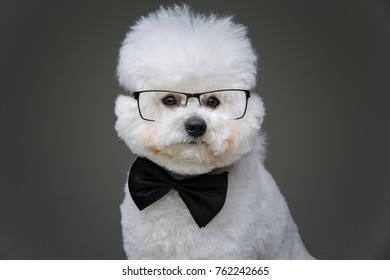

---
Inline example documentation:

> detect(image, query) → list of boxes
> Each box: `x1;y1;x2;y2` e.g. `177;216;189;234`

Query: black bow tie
128;157;228;227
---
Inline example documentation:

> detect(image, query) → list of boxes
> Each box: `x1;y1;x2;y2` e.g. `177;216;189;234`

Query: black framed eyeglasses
133;89;250;121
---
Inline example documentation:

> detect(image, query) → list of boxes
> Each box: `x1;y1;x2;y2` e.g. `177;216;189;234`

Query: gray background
1;0;389;259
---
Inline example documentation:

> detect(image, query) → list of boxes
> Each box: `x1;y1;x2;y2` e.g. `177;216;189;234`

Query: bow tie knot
128;157;228;227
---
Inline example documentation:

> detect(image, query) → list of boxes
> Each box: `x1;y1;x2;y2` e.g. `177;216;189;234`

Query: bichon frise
115;5;313;259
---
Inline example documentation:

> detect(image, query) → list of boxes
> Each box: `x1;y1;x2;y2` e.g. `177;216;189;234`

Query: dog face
115;5;265;175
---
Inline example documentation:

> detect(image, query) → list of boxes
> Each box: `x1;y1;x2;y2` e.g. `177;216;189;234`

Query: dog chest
121;187;261;259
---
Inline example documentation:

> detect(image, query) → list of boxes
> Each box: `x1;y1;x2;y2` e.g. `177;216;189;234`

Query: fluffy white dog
115;5;313;259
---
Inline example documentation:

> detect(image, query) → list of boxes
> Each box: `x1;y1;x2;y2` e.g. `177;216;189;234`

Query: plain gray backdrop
1;0;389;259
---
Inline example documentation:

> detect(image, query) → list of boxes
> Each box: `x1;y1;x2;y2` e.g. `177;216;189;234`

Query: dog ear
114;95;140;138
246;94;265;127
115;95;137;118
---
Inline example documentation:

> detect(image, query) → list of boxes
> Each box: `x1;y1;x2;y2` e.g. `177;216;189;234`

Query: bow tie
128;157;228;227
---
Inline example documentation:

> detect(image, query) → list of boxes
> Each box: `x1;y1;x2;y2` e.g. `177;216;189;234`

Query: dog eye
162;95;177;106
206;97;220;108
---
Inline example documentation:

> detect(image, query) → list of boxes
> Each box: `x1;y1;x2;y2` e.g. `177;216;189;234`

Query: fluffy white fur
115;5;313;259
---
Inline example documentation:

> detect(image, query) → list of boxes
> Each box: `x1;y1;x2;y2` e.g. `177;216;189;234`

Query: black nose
184;117;207;138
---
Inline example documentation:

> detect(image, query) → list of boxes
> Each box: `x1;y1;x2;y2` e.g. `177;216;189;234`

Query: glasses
133;89;250;121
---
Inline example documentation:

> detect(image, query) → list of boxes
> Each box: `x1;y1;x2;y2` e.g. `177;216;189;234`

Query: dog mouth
187;140;203;145
186;138;207;145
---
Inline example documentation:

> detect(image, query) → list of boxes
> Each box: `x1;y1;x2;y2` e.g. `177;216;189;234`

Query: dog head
115;5;265;175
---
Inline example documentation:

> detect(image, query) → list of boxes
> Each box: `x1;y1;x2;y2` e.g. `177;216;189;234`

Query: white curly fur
115;5;313;259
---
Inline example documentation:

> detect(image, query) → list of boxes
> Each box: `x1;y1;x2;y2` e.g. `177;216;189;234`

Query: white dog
115;5;313;259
